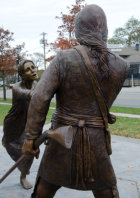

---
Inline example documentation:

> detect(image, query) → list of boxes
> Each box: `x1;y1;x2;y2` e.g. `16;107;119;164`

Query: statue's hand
108;113;116;124
22;139;40;159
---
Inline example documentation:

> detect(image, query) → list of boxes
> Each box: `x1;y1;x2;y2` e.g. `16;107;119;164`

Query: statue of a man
2;60;38;189
22;5;129;198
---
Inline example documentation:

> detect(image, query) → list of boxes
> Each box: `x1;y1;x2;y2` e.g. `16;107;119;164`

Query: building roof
108;44;140;63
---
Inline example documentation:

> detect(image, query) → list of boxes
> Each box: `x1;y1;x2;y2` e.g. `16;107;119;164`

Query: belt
52;112;104;128
52;112;104;188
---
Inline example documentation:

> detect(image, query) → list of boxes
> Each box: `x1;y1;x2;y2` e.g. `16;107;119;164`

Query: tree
37;69;44;81
45;55;55;63
108;17;140;46
0;27;24;99
28;52;44;70
51;37;78;51
50;0;86;52
56;0;85;40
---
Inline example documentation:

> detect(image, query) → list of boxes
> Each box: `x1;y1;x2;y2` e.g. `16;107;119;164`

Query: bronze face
22;62;38;81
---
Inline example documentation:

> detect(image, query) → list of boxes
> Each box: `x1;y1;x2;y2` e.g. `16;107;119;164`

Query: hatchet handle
0;131;48;184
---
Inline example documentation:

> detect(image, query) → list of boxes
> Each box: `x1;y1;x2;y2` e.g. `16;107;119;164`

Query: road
113;86;140;108
0;86;140;108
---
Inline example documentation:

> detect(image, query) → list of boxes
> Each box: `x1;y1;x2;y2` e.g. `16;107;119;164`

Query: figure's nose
31;68;36;72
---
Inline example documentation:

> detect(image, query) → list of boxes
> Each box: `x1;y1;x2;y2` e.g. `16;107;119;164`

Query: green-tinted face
22;62;38;81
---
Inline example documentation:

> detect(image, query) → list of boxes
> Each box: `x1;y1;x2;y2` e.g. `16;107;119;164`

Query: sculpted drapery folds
2;60;38;189
22;4;129;198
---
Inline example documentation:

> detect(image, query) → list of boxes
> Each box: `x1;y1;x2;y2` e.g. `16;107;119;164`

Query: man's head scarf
75;4;108;46
75;5;110;77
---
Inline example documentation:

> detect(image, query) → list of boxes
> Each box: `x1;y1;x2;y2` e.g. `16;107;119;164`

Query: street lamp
40;32;47;70
15;45;21;81
15;45;21;64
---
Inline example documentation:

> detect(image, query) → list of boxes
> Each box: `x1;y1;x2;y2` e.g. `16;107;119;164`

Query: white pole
131;73;134;87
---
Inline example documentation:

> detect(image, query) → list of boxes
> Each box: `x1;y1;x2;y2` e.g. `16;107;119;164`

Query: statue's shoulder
12;82;24;95
58;47;78;61
12;81;22;89
108;50;130;71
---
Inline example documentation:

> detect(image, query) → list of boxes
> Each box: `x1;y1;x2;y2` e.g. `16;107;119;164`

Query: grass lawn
0;103;139;139
0;104;55;126
1;100;139;115
45;109;55;124
0;98;12;103
50;102;56;108
0;104;12;125
110;106;140;115
0;98;56;107
109;116;140;139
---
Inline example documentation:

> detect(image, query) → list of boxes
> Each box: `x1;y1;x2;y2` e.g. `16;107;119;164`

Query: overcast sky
0;0;140;57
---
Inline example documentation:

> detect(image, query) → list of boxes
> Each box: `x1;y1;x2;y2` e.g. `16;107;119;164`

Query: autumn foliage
50;0;86;53
0;27;24;77
0;28;16;76
0;50;16;75
51;38;78;51
56;0;85;39
0;27;25;99
45;55;55;62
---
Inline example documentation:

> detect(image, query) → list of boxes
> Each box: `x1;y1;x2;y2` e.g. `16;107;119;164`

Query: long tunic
25;46;129;191
3;81;36;173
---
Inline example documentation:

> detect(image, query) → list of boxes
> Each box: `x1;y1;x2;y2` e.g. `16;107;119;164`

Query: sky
0;0;140;58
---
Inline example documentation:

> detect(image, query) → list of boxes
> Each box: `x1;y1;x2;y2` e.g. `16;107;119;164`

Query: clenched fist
22;139;40;159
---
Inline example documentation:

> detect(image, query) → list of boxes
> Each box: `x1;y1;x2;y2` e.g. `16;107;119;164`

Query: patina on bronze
0;125;73;184
22;4;129;198
2;60;38;189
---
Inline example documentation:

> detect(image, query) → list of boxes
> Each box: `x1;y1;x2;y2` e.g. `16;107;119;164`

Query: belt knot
78;120;85;128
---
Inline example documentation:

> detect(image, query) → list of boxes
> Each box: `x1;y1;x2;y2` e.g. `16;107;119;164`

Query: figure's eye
31;65;36;70
26;68;30;72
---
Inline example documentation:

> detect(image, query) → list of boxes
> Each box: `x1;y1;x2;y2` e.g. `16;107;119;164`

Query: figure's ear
21;72;26;80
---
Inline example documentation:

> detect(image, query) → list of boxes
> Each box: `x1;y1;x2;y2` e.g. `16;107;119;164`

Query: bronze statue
2;60;38;189
22;4;129;198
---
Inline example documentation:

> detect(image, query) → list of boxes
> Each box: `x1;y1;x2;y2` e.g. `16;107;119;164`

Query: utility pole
1;57;6;100
131;73;134;87
40;32;47;70
15;45;21;82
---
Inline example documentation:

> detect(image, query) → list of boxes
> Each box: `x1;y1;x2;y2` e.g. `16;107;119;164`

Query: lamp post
15;45;21;81
1;57;6;100
40;32;47;70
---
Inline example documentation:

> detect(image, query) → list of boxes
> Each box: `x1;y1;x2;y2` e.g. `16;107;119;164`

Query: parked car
0;81;8;88
8;84;14;89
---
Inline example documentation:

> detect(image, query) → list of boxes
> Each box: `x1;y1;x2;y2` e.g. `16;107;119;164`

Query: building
108;44;140;86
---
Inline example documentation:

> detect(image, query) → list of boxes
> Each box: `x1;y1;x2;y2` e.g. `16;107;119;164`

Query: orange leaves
0;27;25;76
52;37;78;50
45;56;55;62
128;165;135;168
47;0;86;61
55;0;86;39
